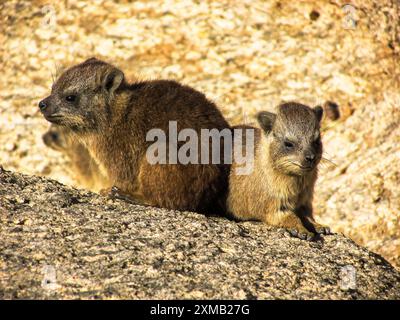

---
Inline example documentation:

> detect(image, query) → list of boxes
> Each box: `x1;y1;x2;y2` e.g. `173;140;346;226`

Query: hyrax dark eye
284;140;294;149
50;132;59;142
65;95;76;102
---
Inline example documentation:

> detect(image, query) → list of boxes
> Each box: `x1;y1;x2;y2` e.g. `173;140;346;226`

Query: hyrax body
39;58;230;214
42;124;108;191
227;102;330;240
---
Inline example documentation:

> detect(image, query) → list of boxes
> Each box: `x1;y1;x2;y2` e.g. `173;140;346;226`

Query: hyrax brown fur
227;102;331;240
39;58;230;214
42;124;108;191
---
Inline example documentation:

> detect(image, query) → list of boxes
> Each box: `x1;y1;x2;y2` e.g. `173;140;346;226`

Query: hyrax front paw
99;186;138;204
275;214;317;241
99;186;120;197
287;227;316;241
314;224;331;235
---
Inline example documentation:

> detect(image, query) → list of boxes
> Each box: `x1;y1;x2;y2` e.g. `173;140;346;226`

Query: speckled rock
0;167;399;299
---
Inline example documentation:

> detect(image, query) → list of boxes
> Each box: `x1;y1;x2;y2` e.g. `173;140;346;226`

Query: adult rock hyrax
227;102;331;240
42;124;108;191
39;58;230;214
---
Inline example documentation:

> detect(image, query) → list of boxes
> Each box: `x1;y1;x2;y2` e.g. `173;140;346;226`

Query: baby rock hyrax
39;58;230;214
227;102;331;240
42;124;108;191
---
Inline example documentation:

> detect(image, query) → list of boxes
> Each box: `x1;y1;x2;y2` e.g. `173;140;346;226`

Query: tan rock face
1;167;400;299
315;92;400;269
0;0;399;269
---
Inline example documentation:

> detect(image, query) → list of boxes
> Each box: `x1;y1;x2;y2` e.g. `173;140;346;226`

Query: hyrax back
42;124;109;191
227;102;330;240
39;58;230;214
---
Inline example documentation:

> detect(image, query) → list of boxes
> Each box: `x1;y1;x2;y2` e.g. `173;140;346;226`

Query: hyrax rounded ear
101;67;124;96
83;57;99;64
257;111;276;133
314;106;323;122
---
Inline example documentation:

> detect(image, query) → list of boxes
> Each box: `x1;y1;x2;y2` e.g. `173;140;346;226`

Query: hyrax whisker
321;157;337;167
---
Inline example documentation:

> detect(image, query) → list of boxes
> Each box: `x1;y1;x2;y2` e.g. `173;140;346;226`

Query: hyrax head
42;125;70;152
257;102;323;176
38;58;125;131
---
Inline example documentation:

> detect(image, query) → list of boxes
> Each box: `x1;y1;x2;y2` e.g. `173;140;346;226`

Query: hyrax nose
39;100;47;111
305;153;316;163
